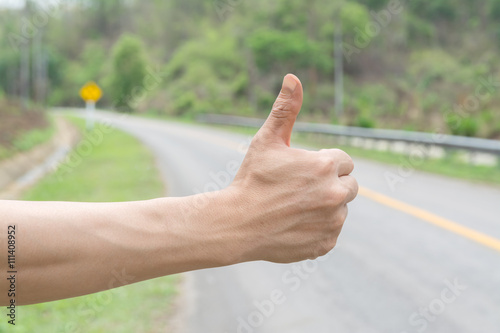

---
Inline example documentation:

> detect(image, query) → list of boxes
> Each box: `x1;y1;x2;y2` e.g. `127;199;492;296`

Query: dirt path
0;116;80;199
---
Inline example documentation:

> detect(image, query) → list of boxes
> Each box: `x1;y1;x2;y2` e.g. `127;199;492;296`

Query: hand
0;75;356;306
227;74;358;263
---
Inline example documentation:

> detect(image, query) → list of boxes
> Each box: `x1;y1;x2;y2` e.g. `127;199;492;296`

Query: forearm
0;74;358;306
0;191;238;305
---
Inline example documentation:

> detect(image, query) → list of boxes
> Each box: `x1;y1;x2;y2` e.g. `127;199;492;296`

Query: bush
409;0;456;21
256;88;276;114
406;15;436;42
164;28;248;116
355;114;377;128
248;29;331;74
346;82;397;126
447;116;479;137
108;34;149;111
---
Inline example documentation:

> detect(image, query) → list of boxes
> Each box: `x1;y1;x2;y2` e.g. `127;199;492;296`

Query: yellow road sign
80;81;102;102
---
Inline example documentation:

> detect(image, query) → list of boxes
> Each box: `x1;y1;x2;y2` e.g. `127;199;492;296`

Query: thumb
258;74;303;147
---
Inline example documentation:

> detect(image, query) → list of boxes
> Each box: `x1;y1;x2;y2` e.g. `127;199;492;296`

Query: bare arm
1;192;242;305
0;74;358;305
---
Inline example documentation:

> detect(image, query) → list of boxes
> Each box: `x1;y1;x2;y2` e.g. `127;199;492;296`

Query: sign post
79;81;102;130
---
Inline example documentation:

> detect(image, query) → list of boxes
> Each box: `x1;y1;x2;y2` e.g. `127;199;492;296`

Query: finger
256;74;303;147
320;149;355;176
338;175;359;203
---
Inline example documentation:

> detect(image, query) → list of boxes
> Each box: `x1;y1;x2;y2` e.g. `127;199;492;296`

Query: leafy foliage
108;34;149;111
163;28;248;115
248;30;331;73
1;0;500;137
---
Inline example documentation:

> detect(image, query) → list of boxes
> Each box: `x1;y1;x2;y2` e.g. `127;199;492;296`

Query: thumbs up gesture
229;74;358;263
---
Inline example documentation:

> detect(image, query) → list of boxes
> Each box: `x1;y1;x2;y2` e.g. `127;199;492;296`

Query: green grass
12;117;56;152
336;144;500;186
0;117;178;333
0;146;9;160
138;109;200;125
0;116;55;161
202;123;500;187
24;117;165;202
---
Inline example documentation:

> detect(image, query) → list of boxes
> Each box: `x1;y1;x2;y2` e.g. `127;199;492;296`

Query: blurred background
1;0;500;332
1;0;500;135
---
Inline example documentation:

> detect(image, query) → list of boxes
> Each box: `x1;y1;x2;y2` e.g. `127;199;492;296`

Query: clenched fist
222;74;358;263
3;74;358;306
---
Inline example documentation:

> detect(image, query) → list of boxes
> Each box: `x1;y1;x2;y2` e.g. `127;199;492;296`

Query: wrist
149;188;248;274
184;187;249;267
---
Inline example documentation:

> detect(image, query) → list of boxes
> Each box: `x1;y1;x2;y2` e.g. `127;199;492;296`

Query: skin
0;74;358;306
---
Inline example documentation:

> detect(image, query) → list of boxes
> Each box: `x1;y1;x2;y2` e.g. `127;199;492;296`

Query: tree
163;27;248;116
108;34;148;112
248;30;331;75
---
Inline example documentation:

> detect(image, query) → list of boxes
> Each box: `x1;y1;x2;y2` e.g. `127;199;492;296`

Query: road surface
73;110;500;333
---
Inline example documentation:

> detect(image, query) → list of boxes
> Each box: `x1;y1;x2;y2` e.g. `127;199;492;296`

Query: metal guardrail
197;114;500;156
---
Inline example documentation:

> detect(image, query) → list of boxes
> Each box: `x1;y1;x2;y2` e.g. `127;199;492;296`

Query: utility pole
41;49;49;106
334;7;344;119
33;28;48;106
20;41;30;106
33;28;43;104
20;3;31;106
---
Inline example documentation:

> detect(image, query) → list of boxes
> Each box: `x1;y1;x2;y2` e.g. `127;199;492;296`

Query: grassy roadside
1;117;177;333
0;115;55;161
199;123;500;187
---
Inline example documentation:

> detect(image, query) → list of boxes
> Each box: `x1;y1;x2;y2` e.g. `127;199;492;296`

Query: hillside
0;0;499;138
0;99;51;160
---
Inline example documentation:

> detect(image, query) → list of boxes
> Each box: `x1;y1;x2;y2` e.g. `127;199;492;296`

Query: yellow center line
358;186;500;253
205;127;500;253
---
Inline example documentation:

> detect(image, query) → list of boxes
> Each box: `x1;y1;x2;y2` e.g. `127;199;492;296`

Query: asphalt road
76;110;500;333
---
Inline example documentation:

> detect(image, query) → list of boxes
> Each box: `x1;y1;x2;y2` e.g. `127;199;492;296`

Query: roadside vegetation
0;117;178;333
2;1;500;139
204;123;500;187
0;100;54;161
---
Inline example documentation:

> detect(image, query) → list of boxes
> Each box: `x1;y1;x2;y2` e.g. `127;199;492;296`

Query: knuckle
318;149;354;174
335;149;353;163
351;178;359;197
337;205;349;223
342;176;359;203
331;148;344;154
317;155;335;174
325;190;339;206
346;155;354;170
332;185;349;205
318;238;337;256
333;148;349;158
271;96;293;118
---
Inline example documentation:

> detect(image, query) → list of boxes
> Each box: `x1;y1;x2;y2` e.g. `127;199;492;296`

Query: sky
0;0;63;10
0;0;24;9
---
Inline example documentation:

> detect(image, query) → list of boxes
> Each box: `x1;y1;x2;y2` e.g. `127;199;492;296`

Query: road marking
151;119;500;253
358;186;500;252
